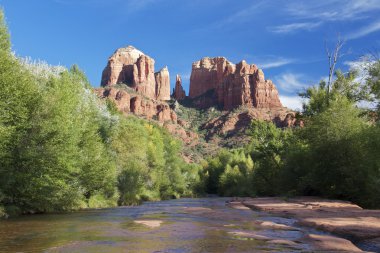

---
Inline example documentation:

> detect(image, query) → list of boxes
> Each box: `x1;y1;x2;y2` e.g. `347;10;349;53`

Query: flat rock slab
183;207;213;212
226;201;251;210
242;197;380;251
134;220;163;228
255;220;298;231
303;234;363;252
228;231;271;240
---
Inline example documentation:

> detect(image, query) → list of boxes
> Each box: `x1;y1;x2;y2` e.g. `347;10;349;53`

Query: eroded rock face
172;74;186;100
94;87;176;123
189;57;282;110
155;67;170;101
101;46;170;100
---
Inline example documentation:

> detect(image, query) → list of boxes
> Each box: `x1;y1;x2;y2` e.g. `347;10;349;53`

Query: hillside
96;46;302;161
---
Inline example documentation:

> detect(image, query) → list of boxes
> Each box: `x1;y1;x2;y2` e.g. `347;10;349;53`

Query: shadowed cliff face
172;74;186;101
189;57;282;110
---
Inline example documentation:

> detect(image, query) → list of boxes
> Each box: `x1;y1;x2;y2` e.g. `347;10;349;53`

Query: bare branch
326;36;345;104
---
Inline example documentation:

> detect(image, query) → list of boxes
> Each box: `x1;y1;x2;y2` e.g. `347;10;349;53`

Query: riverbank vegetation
203;59;380;208
0;11;203;217
1;8;380;218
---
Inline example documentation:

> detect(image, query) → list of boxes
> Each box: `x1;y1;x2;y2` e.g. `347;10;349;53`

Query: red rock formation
101;46;146;86
189;57;282;110
101;46;170;100
201;107;302;146
94;87;130;113
155;66;171;101
172;74;186;100
94;87;177;123
132;54;156;99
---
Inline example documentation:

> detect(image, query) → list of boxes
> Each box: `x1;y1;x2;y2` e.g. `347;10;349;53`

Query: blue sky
1;0;380;109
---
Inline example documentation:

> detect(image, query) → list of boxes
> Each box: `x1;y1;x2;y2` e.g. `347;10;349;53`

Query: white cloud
345;19;380;40
344;55;376;85
214;1;268;28
269;22;322;34
275;73;308;91
268;0;380;35
286;0;380;21
256;58;295;69
279;95;304;111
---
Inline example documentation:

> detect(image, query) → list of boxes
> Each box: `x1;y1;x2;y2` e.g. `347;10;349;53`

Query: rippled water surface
0;198;311;252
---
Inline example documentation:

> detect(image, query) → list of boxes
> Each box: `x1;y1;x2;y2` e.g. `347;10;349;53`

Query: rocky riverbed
234;197;380;252
0;197;379;252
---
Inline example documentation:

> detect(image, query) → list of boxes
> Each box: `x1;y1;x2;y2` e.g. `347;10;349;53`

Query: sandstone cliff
98;47;300;162
189;57;282;110
94;87;176;122
155;66;171;101
172;74;186;100
101;46;170;101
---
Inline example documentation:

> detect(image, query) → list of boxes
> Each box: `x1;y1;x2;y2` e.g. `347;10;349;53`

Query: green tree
247;120;292;195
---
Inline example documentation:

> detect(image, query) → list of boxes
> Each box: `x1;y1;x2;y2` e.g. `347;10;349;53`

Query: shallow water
0;198;312;253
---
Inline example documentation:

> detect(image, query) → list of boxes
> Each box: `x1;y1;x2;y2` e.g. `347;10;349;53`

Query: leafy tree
247;121;292;195
0;10;10;51
300;70;372;116
367;60;380;113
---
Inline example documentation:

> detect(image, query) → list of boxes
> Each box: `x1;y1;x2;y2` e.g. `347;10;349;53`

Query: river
0;197;325;252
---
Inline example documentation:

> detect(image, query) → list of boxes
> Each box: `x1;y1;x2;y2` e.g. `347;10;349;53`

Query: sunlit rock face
189;57;282;110
155;66;171;101
101;46;170;101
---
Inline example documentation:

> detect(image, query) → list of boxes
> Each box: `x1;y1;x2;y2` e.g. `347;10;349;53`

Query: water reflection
0;198;307;252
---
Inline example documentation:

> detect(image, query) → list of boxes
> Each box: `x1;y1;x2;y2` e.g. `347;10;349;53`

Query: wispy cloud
255;57;295;69
275;73;308;91
286;0;380;21
213;1;268;28
269;0;380;35
269;22;322;34
346;19;380;40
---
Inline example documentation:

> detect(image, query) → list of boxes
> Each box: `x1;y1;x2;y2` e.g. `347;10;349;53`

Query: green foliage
0;10;201;216
0;9;10;51
112;117;202;205
300;70;372;116
203;68;380;208
247;121;293;196
367;60;380;112
283;99;380;207
203;121;291;197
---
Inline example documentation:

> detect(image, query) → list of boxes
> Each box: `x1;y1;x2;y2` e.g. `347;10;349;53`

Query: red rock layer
101;46;170;101
94;87;176;123
189;57;282;110
172;74;186;100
